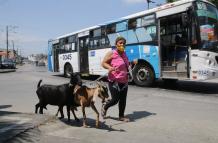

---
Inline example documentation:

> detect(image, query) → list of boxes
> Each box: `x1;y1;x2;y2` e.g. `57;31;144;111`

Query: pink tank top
108;50;129;83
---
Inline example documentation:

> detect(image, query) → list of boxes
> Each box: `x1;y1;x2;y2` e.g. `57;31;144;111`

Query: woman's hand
108;67;116;72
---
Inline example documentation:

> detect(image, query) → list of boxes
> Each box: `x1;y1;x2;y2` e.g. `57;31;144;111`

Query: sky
0;0;165;57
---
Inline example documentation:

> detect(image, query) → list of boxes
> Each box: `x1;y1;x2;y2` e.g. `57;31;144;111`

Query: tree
208;0;218;7
166;0;177;2
166;0;218;7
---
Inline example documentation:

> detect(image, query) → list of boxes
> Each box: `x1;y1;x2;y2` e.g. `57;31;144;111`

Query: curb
0;69;16;73
0;111;56;143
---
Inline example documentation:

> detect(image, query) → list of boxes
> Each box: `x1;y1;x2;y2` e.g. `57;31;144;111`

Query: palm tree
209;0;218;7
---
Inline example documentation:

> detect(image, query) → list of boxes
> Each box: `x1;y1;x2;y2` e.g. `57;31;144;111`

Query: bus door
159;13;190;79
53;44;59;72
79;36;89;73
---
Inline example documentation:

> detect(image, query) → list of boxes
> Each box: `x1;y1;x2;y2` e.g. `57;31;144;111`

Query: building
0;49;17;62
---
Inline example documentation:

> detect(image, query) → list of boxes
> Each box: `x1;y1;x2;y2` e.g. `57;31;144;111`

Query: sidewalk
0;69;16;73
0;110;55;143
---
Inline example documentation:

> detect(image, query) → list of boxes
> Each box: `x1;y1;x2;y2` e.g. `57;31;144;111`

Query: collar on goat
73;84;81;94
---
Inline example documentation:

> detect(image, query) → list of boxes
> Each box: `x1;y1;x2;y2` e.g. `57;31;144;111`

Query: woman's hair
115;36;126;45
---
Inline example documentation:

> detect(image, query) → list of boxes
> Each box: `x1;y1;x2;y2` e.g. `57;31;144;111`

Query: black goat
35;73;82;121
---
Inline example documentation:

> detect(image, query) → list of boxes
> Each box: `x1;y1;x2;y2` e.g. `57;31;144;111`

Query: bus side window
72;43;76;51
101;38;106;45
80;40;84;48
89;40;94;49
128;19;137;29
106;24;116;34
94;39;100;48
191;23;198;49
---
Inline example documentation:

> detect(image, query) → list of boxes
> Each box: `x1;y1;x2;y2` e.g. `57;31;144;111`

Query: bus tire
64;64;73;78
132;63;155;87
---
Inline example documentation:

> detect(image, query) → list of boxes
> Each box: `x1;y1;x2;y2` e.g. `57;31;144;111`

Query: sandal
119;117;130;122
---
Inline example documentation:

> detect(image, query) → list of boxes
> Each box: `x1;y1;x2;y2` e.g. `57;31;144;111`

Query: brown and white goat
72;82;109;128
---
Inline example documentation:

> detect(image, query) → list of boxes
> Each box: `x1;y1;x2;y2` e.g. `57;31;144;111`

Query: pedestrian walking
101;36;130;122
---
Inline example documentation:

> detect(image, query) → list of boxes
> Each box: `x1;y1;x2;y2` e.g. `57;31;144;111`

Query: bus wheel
64;64;73;78
132;63;154;87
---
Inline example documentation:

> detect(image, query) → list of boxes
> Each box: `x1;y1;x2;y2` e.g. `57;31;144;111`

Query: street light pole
147;0;149;9
146;0;155;9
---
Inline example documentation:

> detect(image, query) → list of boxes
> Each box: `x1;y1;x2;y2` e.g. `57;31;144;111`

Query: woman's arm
101;51;115;72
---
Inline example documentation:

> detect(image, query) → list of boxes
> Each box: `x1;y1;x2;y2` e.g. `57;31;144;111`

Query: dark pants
104;81;128;117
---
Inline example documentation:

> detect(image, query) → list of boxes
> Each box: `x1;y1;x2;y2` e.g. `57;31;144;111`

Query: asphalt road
1;64;218;143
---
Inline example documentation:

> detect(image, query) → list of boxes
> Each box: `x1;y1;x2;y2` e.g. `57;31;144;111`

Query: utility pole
12;40;15;60
6;26;8;59
5;25;18;59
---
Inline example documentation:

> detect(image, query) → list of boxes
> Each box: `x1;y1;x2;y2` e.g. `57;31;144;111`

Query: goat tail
37;79;42;88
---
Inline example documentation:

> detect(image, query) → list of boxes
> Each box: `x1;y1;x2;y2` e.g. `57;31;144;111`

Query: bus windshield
196;1;218;52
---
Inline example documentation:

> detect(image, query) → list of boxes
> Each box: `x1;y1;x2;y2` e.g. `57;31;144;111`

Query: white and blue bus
48;0;218;86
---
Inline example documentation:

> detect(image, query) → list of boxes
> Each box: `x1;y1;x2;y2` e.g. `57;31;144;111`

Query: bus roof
119;0;213;20
54;0;213;40
56;25;99;39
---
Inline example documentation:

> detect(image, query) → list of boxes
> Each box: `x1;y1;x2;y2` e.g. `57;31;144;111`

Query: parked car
0;59;16;69
37;60;45;66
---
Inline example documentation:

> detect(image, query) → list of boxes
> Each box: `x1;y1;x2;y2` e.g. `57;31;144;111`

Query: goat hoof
83;125;89;128
59;117;64;120
75;118;80;122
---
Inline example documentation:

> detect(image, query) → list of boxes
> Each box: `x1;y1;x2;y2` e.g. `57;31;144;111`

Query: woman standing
101;36;130;122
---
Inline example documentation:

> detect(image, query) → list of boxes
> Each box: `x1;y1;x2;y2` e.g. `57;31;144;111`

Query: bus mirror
182;13;189;27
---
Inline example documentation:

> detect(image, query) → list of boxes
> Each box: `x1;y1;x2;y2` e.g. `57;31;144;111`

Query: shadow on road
0;111;40;143
6;127;41;143
0;105;12;110
154;80;218;94
127;110;156;121
98;110;156;129
106;110;155;122
60;117;126;132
